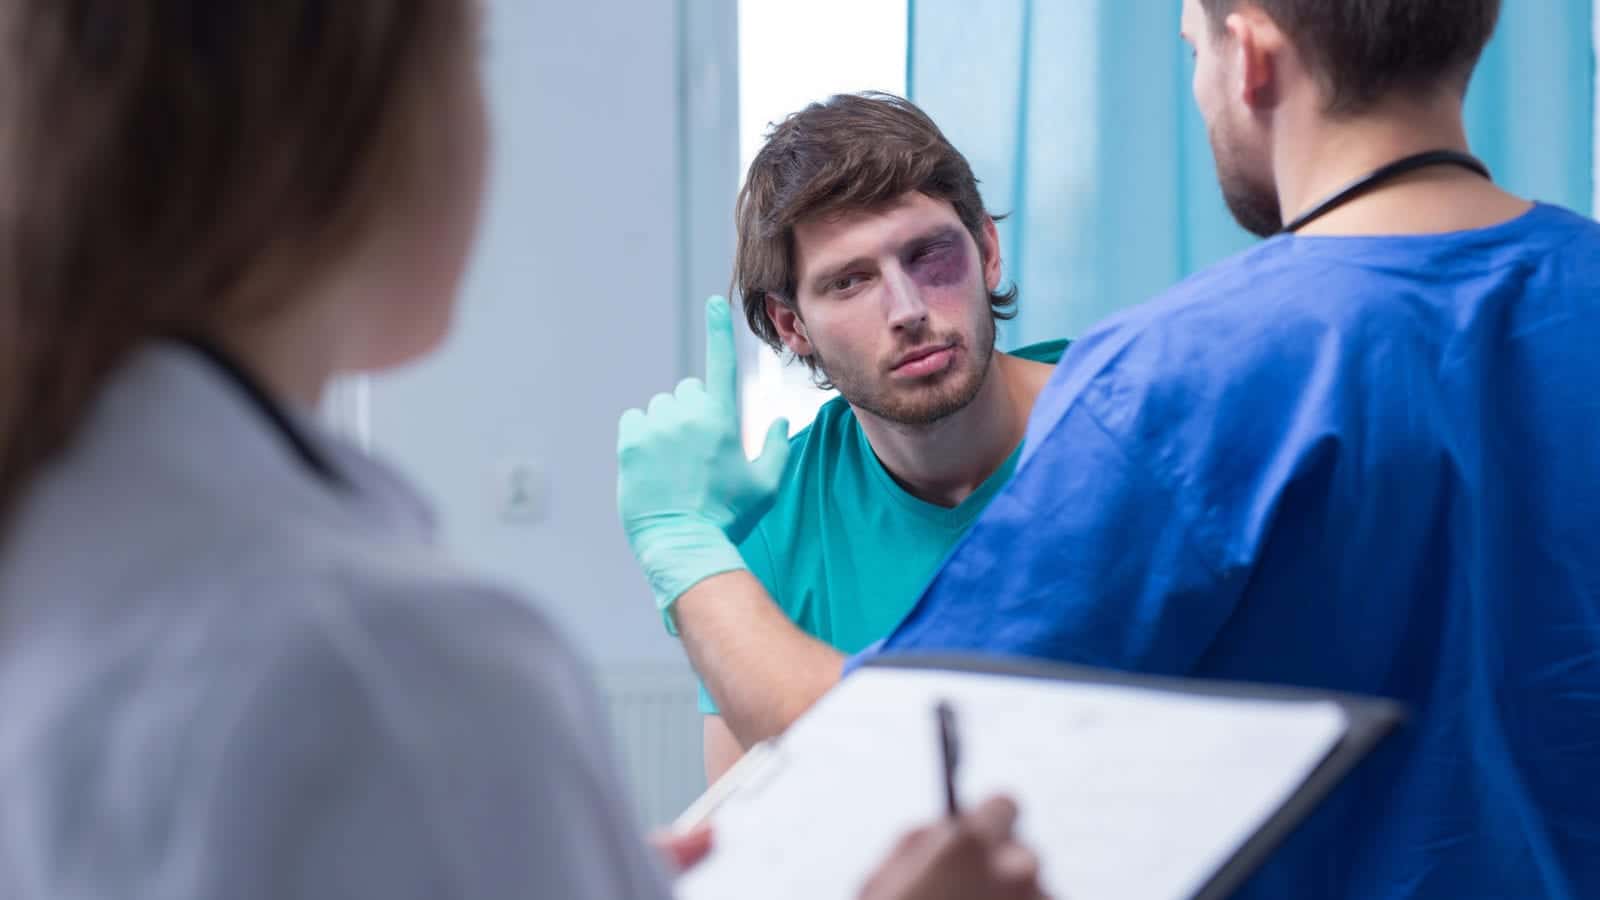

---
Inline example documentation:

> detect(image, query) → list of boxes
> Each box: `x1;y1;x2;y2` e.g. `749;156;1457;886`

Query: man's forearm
675;570;843;747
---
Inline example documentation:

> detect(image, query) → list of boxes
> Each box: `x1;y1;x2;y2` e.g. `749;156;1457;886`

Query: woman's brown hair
0;2;471;521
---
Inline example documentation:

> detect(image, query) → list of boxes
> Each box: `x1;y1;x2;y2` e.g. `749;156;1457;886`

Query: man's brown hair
1199;0;1501;114
732;92;1015;373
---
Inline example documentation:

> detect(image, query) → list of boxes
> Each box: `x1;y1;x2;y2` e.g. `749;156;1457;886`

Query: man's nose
883;264;929;332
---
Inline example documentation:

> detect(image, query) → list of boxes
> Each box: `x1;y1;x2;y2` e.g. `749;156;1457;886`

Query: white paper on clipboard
674;666;1348;900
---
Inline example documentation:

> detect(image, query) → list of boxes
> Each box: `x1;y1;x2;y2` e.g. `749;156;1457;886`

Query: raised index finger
704;295;740;412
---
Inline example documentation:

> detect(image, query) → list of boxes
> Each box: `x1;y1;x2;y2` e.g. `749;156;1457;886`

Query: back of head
0;2;471;522
1199;0;1501;114
732;91;1015;376
1189;0;1505;235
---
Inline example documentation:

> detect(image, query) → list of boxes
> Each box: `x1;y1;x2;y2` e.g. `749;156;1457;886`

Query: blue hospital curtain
908;1;1596;346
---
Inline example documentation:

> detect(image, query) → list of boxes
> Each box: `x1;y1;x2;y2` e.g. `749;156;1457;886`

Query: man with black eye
627;92;1065;783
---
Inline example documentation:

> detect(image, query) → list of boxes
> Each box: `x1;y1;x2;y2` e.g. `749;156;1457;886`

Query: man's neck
1274;94;1532;237
854;351;1053;508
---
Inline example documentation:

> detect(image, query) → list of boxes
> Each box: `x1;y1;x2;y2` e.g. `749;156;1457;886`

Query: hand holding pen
854;700;1052;900
858;796;1048;900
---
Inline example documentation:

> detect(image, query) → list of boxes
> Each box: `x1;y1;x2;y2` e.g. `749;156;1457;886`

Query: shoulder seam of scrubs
1039;377;1230;586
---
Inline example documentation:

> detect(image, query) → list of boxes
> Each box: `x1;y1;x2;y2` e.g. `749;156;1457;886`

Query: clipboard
866;654;1406;900
675;653;1403;900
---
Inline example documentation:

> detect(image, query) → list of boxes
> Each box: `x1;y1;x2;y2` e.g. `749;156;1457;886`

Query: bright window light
736;0;908;454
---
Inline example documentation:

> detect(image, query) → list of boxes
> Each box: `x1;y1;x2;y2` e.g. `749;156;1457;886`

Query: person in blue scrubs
617;0;1600;897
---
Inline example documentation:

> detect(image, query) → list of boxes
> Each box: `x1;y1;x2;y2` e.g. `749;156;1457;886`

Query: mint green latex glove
617;295;791;633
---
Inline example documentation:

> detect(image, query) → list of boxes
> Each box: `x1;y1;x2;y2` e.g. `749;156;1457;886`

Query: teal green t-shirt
698;340;1069;714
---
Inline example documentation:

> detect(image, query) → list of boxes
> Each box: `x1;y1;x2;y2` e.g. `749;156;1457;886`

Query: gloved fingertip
753;418;791;481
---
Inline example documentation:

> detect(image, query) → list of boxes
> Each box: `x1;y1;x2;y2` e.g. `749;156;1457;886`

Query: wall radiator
598;662;707;829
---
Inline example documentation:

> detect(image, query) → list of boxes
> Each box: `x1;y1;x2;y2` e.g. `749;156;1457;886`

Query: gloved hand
617;295;790;632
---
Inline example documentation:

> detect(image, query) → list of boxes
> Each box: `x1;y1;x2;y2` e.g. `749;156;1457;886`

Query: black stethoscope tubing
1280;149;1492;234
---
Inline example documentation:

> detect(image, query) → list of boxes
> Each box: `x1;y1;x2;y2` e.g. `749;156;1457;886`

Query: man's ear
765;294;813;357
980;217;1003;293
1226;8;1284;110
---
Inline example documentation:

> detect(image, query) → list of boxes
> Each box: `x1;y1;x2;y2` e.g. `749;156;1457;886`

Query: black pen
936;700;961;817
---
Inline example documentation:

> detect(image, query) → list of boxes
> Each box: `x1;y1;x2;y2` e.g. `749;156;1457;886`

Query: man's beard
1212;126;1282;237
815;314;997;427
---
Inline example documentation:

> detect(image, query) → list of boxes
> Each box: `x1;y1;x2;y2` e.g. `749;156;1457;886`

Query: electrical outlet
497;458;547;524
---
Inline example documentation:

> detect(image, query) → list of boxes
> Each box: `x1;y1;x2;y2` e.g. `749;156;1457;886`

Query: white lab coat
0;343;672;900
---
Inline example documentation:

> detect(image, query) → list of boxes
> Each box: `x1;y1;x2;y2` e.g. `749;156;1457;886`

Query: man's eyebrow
904;225;966;249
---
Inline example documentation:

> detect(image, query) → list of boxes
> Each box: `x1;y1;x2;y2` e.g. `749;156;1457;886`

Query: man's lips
890;343;957;375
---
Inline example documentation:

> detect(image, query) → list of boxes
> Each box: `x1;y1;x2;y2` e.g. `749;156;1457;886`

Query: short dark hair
732;92;1016;374
1200;0;1502;114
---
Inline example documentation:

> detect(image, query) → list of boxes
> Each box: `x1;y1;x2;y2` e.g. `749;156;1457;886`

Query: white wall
734;0;908;451
367;0;738;669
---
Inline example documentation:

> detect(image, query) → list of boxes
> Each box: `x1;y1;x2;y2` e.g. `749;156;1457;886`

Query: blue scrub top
860;204;1600;899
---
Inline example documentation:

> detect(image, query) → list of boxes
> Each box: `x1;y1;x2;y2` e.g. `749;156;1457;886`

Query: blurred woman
0;4;1042;899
